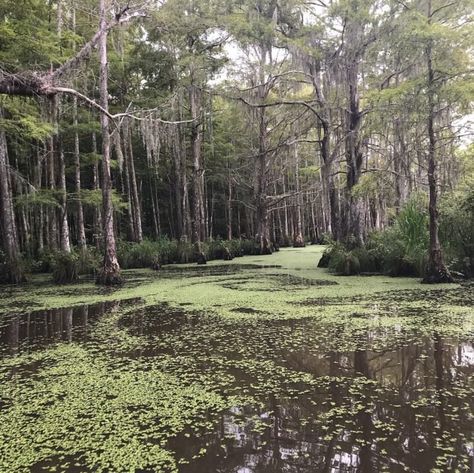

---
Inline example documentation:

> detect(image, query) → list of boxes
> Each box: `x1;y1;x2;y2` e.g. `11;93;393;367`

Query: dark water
1;299;473;472
124;307;474;473
0;298;142;356
178;339;474;473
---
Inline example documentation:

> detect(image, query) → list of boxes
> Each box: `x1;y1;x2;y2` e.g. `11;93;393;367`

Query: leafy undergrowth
0;246;473;472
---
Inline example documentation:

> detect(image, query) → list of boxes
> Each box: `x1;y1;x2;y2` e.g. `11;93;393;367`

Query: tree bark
189;82;206;263
125;126;143;243
226;163;233;241
96;0;121;285
73;97;86;250
92;132;103;249
293;143;305;248
343;54;364;245
422;34;453;284
71;5;86;251
255;103;271;254
0;113;25;283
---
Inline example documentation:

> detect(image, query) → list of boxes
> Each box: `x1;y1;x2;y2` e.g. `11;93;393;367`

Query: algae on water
0;247;473;472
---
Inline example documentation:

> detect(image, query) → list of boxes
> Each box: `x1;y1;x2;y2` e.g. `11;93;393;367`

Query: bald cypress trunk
73;97;86;250
58;143;71;253
189;81;206;263
92;132;103;250
96;0;121;285
125;126;142;243
255;81;271;254
422;33;453;284
0;112;24;283
72;5;86;251
293;144;305;248
343;53;364;245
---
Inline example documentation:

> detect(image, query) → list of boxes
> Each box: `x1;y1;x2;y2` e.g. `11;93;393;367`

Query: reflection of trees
354;348;374;473
0;301;114;355
7;314;19;354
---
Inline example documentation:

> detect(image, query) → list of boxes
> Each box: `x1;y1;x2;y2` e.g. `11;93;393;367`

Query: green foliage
367;196;429;277
396;195;429;255
79;189;127;213
77;248;101;276
51;251;79;284
323;196;429;277
0;248;27;283
0;0;61;69
328;244;361;276
440;189;474;276
30;250;56;273
116;238;263;270
14;189;61;210
117;239;170;269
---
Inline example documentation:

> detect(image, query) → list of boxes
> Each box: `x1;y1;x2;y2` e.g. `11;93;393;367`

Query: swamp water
0;247;473;472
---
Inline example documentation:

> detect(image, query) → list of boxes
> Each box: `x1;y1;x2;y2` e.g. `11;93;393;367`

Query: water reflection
0;298;142;356
1;299;473;472
157;317;473;473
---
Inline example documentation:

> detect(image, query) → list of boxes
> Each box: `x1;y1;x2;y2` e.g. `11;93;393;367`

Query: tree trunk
422;38;453;284
71;5;86;250
293;143;305;248
255;103;271;254
226;166;232;241
58;145;71;253
47;101;58;250
189;82;206;263
73;96;86;250
125;126;143;243
96;0;121;285
343;58;364;245
172;126;184;239
150;178;161;239
0;111;25;283
92;132;103;250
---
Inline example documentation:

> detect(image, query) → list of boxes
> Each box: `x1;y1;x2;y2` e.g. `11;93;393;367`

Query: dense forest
0;0;473;285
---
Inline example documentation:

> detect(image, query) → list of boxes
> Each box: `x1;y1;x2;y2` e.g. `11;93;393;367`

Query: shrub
239;238;260;255
117;239;179;268
30;250;56;273
51;251;79;284
176;240;193;263
440;190;474;276
278;235;292;247
321;196;429;277
328;246;361;276
370;197;428;277
0;250;27;283
77;248;101;276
